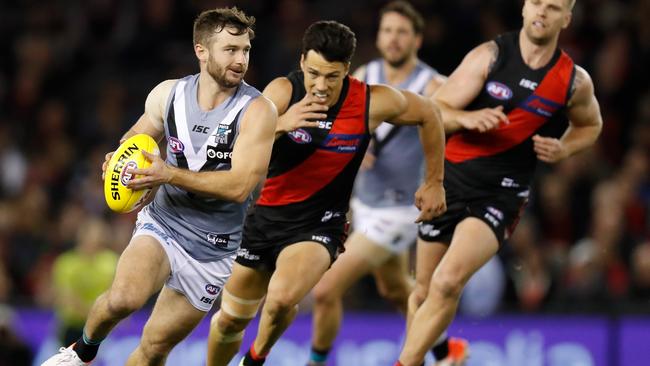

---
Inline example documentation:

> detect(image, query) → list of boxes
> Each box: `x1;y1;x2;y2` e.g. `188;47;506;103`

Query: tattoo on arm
569;67;584;101
487;41;499;74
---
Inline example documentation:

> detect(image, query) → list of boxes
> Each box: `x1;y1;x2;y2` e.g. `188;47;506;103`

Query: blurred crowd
0;0;648;336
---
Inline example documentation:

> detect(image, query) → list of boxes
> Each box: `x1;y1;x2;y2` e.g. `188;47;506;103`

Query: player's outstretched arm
533;66;603;163
368;85;446;222
434;41;509;133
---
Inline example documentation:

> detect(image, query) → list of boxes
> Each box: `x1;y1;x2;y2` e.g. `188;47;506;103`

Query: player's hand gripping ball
104;134;159;213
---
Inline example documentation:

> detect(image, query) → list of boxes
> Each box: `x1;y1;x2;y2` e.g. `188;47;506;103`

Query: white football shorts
350;197;419;254
133;206;235;312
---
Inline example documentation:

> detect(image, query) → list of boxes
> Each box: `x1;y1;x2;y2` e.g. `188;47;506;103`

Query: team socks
72;332;103;362
308;346;330;365
432;336;450;360
241;344;267;366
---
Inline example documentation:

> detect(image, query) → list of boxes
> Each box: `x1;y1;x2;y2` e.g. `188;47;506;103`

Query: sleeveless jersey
147;74;262;261
256;71;371;222
445;31;575;188
354;59;437;207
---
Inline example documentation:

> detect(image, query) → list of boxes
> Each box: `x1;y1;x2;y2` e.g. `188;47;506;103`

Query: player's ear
195;43;208;63
562;11;572;29
300;53;306;71
343;62;350;76
415;34;423;50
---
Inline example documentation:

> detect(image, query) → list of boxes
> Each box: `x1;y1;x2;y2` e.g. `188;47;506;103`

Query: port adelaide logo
207;123;234;163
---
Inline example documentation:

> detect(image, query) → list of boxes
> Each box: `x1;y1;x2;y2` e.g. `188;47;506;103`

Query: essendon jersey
256;71;371;221
445;31;575;187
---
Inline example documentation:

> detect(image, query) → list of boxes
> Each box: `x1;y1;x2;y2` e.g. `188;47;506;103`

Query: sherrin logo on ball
104;134;159;213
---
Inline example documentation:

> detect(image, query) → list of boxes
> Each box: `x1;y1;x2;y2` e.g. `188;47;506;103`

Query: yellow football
104;134;159;213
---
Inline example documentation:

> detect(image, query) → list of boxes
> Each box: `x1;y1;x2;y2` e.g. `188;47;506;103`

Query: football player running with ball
41;7;277;366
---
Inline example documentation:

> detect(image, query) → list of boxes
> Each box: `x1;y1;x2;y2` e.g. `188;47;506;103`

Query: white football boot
40;344;90;366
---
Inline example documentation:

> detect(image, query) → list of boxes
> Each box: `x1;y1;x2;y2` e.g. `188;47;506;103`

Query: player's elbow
229;193;248;204
593;117;604;137
228;186;251;203
431;102;444;126
207;177;249;203
228;170;263;203
582;115;603;147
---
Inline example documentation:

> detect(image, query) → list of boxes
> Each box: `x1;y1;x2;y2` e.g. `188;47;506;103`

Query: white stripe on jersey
366;61;381;85
409;68;434;95
368;61;434;142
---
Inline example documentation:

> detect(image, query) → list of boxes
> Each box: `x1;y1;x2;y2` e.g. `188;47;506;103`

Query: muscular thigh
140;286;206;348
268;242;331;302
111;235;171;302
414;238;447;291
225;262;272;301
133;210;235;313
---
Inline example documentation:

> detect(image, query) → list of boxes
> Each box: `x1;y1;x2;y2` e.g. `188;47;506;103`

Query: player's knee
210;311;246;343
409;284;428;308
213;310;248;334
312;282;337;307
264;295;299;319
106;288;145;316
212;287;262;344
431;270;465;299
139;335;176;361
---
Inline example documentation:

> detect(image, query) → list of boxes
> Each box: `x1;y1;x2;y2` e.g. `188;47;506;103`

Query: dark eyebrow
307;67;340;77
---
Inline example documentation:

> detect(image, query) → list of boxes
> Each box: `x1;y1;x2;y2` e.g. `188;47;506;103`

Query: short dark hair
302;21;356;64
193;7;256;46
380;1;425;34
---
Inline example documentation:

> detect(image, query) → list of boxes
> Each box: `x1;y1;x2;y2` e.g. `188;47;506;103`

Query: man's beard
382;46;413;68
207;59;244;89
386;54;410;68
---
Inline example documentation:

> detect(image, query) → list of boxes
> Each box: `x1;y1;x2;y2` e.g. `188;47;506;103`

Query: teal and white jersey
354;59;438;207
147;74;261;261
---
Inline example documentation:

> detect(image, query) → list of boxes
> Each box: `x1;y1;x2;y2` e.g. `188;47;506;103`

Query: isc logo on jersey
317;120;332;129
104;134;159;213
486;81;513;100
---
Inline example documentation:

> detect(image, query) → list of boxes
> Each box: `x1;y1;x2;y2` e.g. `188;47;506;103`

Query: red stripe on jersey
445;51;574;163
258;78;368;206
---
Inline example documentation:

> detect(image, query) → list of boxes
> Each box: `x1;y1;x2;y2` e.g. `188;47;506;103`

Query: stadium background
0;0;648;365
